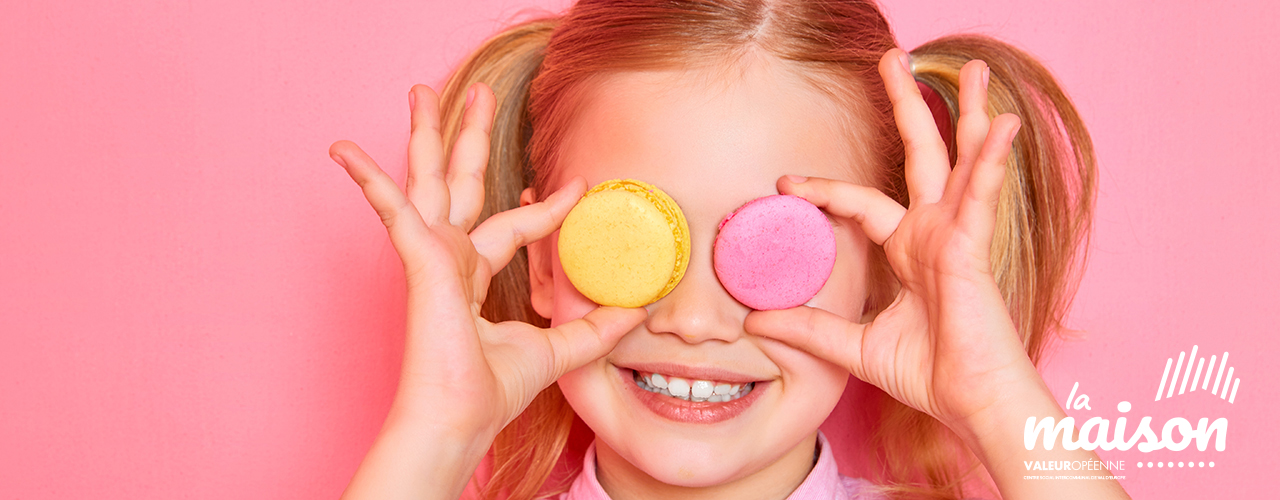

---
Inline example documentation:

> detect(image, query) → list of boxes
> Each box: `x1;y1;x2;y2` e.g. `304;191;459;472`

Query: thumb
542;306;648;381
744;307;866;378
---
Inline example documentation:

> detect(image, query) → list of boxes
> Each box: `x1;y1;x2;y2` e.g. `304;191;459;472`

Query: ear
522;187;555;319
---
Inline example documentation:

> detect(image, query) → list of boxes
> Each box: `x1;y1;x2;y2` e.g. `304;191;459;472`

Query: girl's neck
593;432;820;500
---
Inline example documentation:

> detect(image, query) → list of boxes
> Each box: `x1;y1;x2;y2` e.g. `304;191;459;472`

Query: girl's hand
330;83;646;452
744;50;1039;434
749;48;1129;500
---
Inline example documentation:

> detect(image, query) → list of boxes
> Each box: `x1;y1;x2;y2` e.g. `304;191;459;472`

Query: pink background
2;0;1275;498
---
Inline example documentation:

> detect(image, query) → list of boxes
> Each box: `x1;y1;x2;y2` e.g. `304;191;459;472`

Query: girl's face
527;55;876;492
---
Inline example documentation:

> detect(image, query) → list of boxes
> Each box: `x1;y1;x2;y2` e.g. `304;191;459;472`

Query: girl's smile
619;365;768;423
525;53;876;492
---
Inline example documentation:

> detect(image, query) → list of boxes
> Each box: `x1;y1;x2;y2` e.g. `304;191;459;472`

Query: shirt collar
563;431;846;499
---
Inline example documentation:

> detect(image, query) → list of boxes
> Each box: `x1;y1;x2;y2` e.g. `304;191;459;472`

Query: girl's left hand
743;48;1043;435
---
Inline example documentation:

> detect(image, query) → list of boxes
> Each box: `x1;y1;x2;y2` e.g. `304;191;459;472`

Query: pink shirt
555;433;884;499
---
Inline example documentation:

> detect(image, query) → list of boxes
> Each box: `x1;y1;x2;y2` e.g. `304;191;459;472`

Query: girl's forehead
553;58;869;215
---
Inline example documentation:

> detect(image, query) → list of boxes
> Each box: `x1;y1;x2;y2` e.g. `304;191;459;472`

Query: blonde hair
436;1;1096;499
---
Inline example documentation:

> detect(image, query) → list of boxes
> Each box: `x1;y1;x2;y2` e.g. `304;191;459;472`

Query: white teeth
635;371;755;402
691;380;713;398
667;378;691;398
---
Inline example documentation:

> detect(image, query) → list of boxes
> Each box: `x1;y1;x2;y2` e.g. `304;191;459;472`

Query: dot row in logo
1136;461;1214;468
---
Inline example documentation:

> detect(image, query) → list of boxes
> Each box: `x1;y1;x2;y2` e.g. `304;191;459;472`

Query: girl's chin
594;421;820;491
595;435;762;489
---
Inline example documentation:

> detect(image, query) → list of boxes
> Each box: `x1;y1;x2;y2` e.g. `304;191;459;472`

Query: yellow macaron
558;179;690;308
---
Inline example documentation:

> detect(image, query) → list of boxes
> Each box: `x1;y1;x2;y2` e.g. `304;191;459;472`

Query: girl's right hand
329;83;646;444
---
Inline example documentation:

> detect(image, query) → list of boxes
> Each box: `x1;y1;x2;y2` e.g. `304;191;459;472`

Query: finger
446;82;497;231
543;306;648;381
946;60;993;204
956;113;1020;246
471;176;588;273
778;175;906;246
744;307;867;379
330;140;429;266
407;84;450;225
881;48;950;205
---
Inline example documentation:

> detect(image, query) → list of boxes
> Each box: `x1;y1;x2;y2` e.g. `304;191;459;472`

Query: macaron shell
713;195;836;310
558;180;690;307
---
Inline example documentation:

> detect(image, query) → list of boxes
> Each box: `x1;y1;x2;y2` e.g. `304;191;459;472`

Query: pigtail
909;34;1097;364
441;18;557;330
437;18;580;500
872;35;1098;500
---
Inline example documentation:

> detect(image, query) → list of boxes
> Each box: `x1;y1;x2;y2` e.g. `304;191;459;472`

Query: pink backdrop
2;0;1275;497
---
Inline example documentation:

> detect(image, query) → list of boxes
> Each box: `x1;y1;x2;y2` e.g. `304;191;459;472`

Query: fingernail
561;177;588;198
465;85;476;109
330;153;348;169
784;175;808;184
409;90;416;112
898;51;911;74
982;66;990;89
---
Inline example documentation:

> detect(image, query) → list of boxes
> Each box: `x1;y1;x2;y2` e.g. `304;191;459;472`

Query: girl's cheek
806;225;871;320
758;334;850;415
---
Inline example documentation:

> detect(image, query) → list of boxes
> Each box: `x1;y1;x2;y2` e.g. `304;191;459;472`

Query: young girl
328;1;1132;499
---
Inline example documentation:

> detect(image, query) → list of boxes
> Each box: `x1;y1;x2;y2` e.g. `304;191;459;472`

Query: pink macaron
713;195;836;310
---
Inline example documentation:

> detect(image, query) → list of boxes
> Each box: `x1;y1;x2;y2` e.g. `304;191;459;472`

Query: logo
1023;345;1237;456
1155;345;1239;403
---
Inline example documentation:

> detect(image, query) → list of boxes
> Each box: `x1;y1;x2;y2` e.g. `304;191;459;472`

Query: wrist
949;371;1060;458
340;406;497;500
384;399;500;453
386;367;507;443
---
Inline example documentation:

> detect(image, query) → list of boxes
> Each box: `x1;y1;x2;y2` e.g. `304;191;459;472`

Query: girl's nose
643;249;748;344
